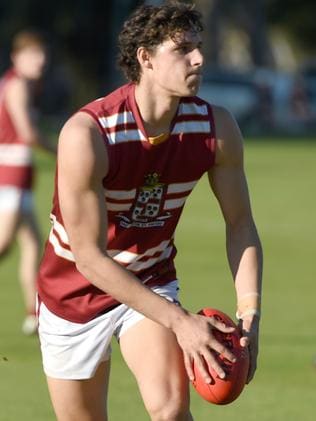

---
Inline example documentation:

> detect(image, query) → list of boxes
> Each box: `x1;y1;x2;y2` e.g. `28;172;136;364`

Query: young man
0;30;55;334
37;2;262;420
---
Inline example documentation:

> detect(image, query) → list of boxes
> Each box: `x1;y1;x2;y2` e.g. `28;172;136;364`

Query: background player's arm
208;106;263;383
5;78;56;153
58;112;236;383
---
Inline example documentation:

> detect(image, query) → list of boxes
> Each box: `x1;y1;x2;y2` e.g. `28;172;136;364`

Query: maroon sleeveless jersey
0;69;33;189
37;83;216;323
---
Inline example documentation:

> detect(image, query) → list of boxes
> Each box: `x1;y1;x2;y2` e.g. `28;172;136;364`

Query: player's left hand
238;315;260;384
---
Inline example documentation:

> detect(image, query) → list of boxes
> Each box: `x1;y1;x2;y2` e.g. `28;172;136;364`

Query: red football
191;308;249;405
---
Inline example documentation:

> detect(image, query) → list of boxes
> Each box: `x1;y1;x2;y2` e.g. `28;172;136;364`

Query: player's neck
13;66;37;84
135;82;179;137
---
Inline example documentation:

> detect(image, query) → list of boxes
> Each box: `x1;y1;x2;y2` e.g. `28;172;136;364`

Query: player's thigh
119;317;190;417
47;360;110;421
0;210;20;253
17;214;41;253
0;187;23;252
18;191;41;246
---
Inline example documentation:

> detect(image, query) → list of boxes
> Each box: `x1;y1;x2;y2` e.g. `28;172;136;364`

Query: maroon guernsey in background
0;69;34;189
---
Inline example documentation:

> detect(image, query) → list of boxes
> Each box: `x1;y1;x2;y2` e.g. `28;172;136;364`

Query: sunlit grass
0;139;315;420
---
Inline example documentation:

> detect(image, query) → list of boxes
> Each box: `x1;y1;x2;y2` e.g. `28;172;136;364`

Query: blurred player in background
37;1;262;420
0;30;55;335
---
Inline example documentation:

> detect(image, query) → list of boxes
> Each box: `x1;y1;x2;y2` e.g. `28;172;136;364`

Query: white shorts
0;186;33;213
38;280;179;380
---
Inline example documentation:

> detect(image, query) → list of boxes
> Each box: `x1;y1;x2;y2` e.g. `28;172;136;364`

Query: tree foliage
266;0;316;52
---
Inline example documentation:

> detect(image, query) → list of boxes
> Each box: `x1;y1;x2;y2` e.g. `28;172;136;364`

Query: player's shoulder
211;104;241;139
80;82;133;117
59;112;107;168
4;73;28;98
63;111;95;132
191;95;244;166
211;104;244;166
60;110;102;148
61;83;134;141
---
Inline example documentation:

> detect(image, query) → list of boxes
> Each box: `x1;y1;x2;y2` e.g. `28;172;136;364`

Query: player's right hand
172;312;237;384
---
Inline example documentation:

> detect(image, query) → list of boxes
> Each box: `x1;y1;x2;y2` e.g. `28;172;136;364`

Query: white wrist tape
238;292;261;301
236;308;261;320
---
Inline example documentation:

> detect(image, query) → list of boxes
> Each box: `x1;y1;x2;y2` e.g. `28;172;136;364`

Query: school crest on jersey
116;172;172;228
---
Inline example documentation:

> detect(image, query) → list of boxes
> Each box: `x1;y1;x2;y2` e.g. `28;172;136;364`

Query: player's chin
181;84;200;97
27;71;43;80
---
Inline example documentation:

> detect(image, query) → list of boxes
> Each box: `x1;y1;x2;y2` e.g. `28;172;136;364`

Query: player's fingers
240;335;250;347
246;356;257;383
202;348;227;380
183;353;195;382
193;352;214;383
210;338;237;364
240;323;253;349
245;338;258;384
208;317;235;333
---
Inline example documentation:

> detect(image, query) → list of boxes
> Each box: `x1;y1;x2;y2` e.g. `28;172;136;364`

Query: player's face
149;30;204;97
12;46;47;80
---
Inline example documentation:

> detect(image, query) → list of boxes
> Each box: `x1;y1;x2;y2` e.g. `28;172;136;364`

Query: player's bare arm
5;78;56;153
208;105;263;383
58;112;236;384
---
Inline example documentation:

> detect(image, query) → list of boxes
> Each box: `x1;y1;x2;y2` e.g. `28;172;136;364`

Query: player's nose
191;47;204;67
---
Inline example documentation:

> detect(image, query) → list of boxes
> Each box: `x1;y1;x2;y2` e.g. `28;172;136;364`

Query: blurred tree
0;0;141;109
266;0;316;53
1;0;315;111
198;0;274;69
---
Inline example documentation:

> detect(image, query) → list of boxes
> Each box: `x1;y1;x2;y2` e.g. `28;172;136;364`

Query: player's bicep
208;107;253;226
209;165;252;227
57;113;108;262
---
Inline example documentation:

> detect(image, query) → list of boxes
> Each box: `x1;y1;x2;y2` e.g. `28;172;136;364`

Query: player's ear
136;46;153;71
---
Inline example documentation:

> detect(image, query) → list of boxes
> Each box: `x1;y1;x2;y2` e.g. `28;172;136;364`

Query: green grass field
0;138;315;420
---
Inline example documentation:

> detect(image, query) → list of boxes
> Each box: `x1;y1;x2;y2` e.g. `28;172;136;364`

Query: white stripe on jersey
98;111;135;129
106;128;146;145
167;180;197;194
49;230;75;262
0;144;32;165
108;239;171;264
48;217;174;269
106;202;132;211
107;249;138;263
126;246;173;272
163;197;187;210
50;213;70;245
173;120;210;134
178;102;209;116
105;188;136;200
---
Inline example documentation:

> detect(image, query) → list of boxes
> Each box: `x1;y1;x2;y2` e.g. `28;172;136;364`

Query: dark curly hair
118;1;203;83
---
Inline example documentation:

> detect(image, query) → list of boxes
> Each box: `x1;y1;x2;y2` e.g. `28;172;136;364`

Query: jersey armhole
79;108;109;143
207;103;217;167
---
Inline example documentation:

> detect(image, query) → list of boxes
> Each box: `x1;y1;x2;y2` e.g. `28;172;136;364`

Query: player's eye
176;43;203;54
176;44;191;54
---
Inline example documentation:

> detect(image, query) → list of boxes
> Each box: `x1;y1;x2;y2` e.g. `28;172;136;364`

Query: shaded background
1;0;316;136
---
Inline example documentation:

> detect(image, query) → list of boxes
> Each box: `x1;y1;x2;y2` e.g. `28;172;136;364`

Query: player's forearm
76;249;188;329
226;220;263;315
